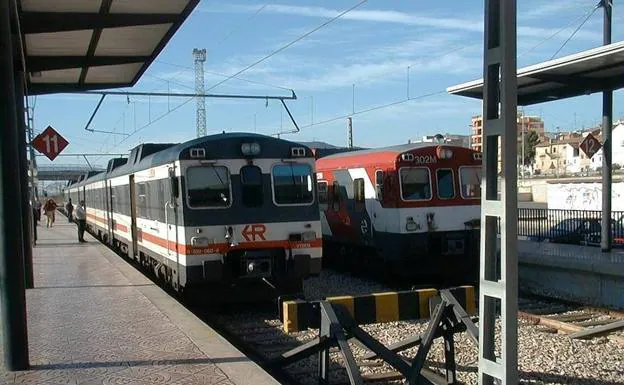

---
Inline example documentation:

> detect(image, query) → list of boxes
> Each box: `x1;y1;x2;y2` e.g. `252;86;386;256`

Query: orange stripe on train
87;213;321;255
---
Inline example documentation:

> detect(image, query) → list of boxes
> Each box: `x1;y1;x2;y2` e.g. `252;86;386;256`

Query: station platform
518;239;624;309
0;221;278;385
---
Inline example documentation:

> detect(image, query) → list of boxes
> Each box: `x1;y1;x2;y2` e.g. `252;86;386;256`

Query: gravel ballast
217;270;624;385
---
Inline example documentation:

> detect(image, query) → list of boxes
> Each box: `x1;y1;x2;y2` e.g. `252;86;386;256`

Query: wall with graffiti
547;182;624;211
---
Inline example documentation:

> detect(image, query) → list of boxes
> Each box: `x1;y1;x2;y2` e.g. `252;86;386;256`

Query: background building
470;113;545;153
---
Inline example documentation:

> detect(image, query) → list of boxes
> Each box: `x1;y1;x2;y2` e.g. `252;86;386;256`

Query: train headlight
289;231;316;241
241;142;261;156
191;236;210;247
406;217;419;231
436;146;453;159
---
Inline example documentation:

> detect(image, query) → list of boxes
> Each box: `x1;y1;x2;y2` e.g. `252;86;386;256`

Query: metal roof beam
79;0;112;87
27;82;127;95
27;55;150;72
20;12;178;34
529;73;603;88
519;77;624;105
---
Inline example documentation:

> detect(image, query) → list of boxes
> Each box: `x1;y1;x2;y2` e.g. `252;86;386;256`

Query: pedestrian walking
74;200;87;243
43;198;57;228
65;198;74;223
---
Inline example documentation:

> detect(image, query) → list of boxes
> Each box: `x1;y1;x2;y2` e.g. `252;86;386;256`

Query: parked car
528;218;602;245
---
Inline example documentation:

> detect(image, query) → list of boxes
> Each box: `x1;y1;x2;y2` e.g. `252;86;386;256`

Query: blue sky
32;0;624;168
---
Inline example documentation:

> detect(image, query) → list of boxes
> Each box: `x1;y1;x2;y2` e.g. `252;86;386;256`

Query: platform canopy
447;41;624;105
17;0;200;95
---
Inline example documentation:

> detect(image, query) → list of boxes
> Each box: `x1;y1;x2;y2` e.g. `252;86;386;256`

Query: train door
107;181;114;243
165;165;180;289
370;170;384;232
129;175;139;261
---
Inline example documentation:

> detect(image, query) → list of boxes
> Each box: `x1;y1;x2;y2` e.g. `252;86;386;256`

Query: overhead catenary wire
205;0;369;92
154;60;294;92
215;2;269;46
271;90;447;135
550;1;601;59
520;1;603;57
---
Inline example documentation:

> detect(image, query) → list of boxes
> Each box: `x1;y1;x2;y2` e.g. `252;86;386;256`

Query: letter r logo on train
241;224;267;242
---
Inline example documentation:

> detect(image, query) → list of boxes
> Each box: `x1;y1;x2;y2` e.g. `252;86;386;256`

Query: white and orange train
314;142;482;284
67;133;322;300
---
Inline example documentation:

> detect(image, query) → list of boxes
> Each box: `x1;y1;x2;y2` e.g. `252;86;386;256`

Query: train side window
375;170;383;200
332;181;340;211
317;181;328;211
399;168;431;201
459;166;482;199
436;169;455;199
354;178;365;203
137;183;148;218
240;165;263;208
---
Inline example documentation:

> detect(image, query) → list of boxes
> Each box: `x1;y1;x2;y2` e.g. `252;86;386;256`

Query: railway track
517;296;624;344
75;214;623;384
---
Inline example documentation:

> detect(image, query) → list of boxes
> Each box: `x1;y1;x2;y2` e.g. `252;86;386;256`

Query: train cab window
459;166;482;199
186;166;231;208
271;163;314;205
436;169;455;199
400;168;431;201
317;181;328;210
240;165;263;208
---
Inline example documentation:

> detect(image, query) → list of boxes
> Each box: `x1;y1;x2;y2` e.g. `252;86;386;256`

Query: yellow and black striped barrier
282;285;476;333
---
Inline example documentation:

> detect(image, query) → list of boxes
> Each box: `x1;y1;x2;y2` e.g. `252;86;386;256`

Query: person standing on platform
65;198;74;223
74;200;87;243
43;198;57;228
34;200;42;224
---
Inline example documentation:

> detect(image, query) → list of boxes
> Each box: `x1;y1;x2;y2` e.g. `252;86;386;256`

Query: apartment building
470;114;545;152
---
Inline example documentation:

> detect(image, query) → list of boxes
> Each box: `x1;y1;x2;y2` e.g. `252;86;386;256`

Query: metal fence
512;208;624;248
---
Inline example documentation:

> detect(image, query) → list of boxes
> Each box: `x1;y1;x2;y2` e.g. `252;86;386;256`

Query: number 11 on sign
43;133;58;154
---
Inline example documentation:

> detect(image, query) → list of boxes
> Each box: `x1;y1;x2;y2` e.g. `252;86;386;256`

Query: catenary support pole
14;69;34;289
0;0;30;371
479;0;518;384
601;0;612;252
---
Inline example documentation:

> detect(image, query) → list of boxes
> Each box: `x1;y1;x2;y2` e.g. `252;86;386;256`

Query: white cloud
520;1;596;20
218;3;601;41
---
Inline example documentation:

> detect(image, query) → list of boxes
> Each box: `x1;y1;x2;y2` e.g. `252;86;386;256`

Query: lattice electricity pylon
193;48;207;138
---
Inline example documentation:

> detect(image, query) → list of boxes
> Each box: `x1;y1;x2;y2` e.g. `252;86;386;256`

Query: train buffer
271;286;478;385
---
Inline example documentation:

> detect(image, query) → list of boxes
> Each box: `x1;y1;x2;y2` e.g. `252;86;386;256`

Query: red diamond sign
32;126;69;161
579;133;602;159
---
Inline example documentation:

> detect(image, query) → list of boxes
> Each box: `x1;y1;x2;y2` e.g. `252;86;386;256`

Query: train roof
319;143;432;160
316;142;477;167
70;132;315;185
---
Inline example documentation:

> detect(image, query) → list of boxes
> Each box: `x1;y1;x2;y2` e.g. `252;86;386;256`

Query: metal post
347;117;353;149
14;70;34;289
521;111;525;181
601;0;612;252
480;0;518;384
0;0;29;370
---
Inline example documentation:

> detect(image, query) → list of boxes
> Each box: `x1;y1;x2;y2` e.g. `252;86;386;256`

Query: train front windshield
459;166;482;199
272;164;314;205
186;166;231;207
